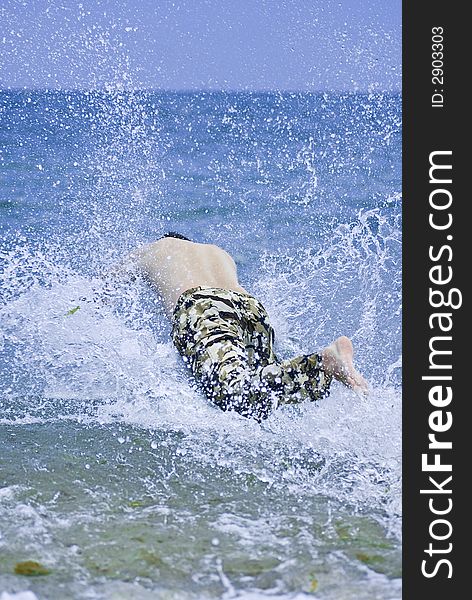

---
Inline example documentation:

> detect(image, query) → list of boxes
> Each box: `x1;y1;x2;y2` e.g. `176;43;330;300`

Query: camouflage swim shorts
172;286;332;421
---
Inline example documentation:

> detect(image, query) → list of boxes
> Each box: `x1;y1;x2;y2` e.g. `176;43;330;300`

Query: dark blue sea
0;90;402;599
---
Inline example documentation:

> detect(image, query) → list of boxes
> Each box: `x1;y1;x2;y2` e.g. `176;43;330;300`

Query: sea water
0;90;402;599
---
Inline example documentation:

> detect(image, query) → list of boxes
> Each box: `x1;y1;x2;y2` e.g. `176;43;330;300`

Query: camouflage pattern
172;286;332;421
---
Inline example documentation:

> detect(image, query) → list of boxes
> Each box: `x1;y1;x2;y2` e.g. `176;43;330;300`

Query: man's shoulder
150;238;221;253
140;239;232;267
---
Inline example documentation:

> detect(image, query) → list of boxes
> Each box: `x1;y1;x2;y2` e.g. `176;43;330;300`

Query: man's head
161;232;192;242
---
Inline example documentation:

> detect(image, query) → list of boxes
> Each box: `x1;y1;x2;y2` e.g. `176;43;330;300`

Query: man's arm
100;251;141;284
85;247;146;306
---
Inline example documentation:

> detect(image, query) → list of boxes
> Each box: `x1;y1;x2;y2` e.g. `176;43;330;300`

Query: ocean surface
0;90;402;600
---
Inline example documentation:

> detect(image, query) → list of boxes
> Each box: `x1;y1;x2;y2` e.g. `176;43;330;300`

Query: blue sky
1;0;401;91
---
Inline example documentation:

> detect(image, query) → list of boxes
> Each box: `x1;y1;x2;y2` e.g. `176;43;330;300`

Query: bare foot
321;336;369;394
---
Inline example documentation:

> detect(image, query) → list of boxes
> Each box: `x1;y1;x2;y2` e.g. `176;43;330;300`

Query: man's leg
172;288;272;419
254;335;368;408
196;335;272;419
173;289;367;420
177;330;365;419
255;352;332;406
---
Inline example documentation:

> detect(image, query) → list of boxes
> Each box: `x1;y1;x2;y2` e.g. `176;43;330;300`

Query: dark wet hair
160;231;192;241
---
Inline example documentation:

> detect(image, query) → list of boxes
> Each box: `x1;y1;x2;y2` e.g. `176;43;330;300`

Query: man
116;232;368;421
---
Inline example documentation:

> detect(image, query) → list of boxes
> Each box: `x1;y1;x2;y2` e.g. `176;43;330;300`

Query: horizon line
0;86;402;95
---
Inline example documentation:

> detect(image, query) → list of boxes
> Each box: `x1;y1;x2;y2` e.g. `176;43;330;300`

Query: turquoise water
1;90;401;599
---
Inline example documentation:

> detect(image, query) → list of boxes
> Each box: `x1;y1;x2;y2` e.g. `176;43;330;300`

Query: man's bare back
132;236;248;315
